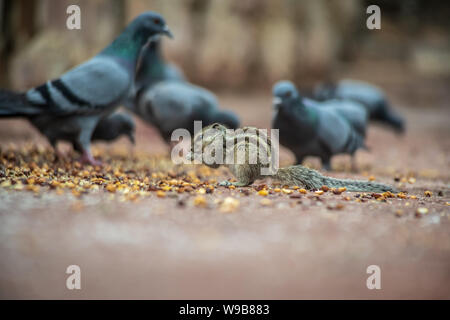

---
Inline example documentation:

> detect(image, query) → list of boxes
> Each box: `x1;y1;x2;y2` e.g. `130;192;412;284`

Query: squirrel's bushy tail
0;89;40;117
274;165;396;192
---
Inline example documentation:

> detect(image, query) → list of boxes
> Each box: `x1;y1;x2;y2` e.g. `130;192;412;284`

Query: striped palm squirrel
188;123;396;192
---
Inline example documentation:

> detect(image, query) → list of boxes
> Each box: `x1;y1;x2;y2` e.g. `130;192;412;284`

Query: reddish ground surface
0;86;449;299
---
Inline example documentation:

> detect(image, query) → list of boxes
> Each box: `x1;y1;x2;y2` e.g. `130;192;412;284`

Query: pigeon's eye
285;91;292;98
153;18;162;25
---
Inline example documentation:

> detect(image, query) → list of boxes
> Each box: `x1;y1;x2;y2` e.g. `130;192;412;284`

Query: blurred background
1;0;449;94
1;1;449;299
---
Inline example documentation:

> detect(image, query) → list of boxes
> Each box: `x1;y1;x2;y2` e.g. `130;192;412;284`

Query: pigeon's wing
319;100;368;137
314;107;353;154
144;82;195;132
26;56;131;115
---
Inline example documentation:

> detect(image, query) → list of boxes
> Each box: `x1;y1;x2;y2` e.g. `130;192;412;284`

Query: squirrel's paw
218;180;232;187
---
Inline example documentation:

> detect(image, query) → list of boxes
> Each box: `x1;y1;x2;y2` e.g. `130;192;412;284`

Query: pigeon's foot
81;151;103;167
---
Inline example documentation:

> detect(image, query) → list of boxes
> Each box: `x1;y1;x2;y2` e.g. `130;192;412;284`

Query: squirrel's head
186;123;228;168
272;80;301;111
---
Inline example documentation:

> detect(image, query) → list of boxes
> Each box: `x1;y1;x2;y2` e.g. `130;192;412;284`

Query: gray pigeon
303;97;368;138
129;38;240;143
0;11;173;165
272;81;366;170
314;79;405;133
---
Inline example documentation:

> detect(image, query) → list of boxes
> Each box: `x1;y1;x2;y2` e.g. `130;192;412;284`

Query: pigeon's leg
78;121;102;166
80;147;102;166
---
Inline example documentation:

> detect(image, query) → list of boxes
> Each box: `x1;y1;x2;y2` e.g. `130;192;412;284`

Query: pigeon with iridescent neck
0;11;172;165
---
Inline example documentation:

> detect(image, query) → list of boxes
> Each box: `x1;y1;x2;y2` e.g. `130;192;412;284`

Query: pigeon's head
131;11;173;41
272;81;301;110
111;113;136;144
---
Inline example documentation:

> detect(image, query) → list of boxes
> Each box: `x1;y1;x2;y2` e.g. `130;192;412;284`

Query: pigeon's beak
162;25;174;39
273;97;283;110
128;132;136;145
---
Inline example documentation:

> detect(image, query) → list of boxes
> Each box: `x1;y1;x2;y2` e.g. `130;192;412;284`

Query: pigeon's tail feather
383;108;405;133
376;102;405;133
0;89;41;117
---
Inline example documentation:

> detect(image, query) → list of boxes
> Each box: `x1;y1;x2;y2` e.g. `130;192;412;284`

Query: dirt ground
0;84;449;299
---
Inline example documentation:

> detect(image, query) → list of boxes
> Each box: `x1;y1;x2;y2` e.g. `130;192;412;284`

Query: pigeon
314;79;405;133
303;97;368;138
0;11;173;165
272;81;366;170
129;39;240;143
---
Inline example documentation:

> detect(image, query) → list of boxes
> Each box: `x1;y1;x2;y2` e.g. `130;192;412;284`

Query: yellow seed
282;188;292;194
397;192;407;199
409;195;417;199
408;177;416;184
228;185;236;190
156;190;166;198
273;188;281;193
315;190;324;195
338;187;347;193
50;180;61;188
424;190;432;197
105;185;116;193
368;176;376;181
258;190;269;196
298;189;308;194
197;188;206;194
395;209;404;217
193;195;207;207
